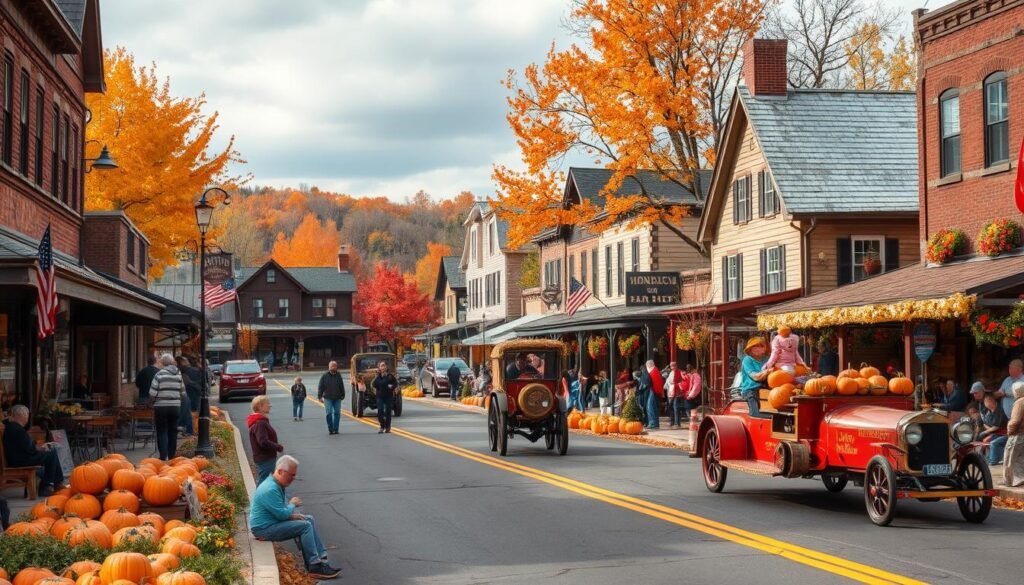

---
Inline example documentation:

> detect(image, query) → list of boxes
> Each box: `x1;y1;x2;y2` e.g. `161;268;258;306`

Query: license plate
923;463;952;476
237;378;249;384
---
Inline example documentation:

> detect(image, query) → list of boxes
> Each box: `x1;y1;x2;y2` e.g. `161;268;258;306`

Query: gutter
791;217;817;296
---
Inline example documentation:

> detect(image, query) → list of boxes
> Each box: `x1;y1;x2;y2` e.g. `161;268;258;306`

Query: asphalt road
220;372;1023;585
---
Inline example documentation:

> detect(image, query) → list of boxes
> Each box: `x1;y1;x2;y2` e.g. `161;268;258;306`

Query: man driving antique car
505;352;539;380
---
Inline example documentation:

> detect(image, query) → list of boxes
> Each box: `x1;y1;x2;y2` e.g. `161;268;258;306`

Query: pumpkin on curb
69;463;108;495
103;490;141;514
99;552;153;585
622;420;644;435
161;538;200;558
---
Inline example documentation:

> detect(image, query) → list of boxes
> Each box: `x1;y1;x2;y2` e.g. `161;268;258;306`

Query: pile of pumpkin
400;386;424;398
766;363;915;409
2;454;216;585
459;396;485;408
567;411;644;435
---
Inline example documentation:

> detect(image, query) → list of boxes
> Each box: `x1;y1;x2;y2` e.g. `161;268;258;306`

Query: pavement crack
327;502;382;554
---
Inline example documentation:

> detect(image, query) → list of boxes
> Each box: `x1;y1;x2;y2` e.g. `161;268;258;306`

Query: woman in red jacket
248;395;284;484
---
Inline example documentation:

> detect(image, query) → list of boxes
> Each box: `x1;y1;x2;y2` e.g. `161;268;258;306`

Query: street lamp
84;140;118;172
193;187;231;458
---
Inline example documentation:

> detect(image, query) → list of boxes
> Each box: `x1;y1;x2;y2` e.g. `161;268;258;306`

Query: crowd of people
950;359;1024;486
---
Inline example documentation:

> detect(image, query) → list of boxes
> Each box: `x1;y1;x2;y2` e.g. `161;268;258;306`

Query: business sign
913;323;937;362
204;252;233;285
625;272;680;306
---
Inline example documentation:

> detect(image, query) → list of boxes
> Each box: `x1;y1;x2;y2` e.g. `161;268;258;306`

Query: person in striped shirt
149;353;186;460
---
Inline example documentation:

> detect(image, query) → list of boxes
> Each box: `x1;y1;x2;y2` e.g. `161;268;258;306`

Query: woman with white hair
149;353;186;460
1003;382;1024;487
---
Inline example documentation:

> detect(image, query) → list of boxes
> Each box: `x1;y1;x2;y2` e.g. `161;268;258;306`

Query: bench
0;433;41;499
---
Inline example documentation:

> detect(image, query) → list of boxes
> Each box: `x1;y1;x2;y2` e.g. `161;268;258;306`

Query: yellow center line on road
269;378;927;585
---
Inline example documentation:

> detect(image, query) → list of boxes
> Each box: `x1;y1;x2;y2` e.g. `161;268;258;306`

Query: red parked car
218;360;266;402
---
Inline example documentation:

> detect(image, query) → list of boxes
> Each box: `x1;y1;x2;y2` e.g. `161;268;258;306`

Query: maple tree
85;47;246;278
494;0;769;252
270;213;341;267
354;263;435;350
414;242;453;295
845;24;917;91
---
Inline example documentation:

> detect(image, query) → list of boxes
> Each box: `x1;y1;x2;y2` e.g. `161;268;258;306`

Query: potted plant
862;249;881;275
977;218;1022;257
926;228;968;264
587;336;608;359
618;334;641;358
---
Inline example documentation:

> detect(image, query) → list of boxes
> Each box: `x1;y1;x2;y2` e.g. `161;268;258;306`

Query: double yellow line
272;379;927;585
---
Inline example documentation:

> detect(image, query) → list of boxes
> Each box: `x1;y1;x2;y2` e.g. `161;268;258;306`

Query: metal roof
461;314;547;346
149;283;236;323
739;86;919;214
236;265;357;293
568;167;712;207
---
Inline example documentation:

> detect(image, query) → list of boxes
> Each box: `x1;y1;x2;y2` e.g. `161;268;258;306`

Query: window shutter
745;177;753;222
732;181;739;224
837;238;852;286
779;244;787;290
721;256;728;301
759;248;767;296
736;253;743;300
884;238;899;272
758;171;765;217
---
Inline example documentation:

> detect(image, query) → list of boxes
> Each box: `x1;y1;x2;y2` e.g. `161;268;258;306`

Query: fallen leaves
275;545;318;585
993;496;1024;512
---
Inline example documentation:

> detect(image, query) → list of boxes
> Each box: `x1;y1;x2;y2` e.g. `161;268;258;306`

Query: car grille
906;423;949;471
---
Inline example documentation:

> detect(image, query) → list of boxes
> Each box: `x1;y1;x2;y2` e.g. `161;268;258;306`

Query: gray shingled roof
442;256;465;289
54;0;86;37
739;86;919;214
149;283;235;323
568;167;712;207
236;265;357;293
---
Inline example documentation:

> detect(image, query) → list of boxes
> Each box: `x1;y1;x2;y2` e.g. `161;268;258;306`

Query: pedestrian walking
447;360;462;402
175;356;195;437
665;362;689;428
317;361;346;435
149;353;186;460
248;396;284;484
596;371;612;416
134;355;159;404
646;360;663;429
372;361;398;433
685;364;703;413
291;377;307;421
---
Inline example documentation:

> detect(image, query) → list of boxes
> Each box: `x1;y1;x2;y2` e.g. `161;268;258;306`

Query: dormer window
266;269;276;283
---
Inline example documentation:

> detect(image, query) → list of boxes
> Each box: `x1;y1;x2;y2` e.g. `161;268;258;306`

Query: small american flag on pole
201;277;237;310
565;277;591;316
35;225;58;339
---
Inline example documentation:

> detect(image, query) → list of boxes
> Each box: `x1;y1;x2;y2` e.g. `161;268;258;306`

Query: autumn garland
977;219;1021;257
926;228;967;264
757;292;976;330
618;334;641;358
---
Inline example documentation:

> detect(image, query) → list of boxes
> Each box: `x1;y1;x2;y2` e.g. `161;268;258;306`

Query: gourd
112;526;159;547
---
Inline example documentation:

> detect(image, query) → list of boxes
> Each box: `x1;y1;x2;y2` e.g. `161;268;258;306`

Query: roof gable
237;260;307;292
434;256;465;300
237;262;357;293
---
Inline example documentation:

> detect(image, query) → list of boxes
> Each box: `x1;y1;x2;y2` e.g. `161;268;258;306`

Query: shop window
940;89;960;176
984;72;1008;167
253;298;264;319
278;298;289;318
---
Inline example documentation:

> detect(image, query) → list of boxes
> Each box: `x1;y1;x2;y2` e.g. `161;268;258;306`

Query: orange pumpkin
104;453;128;461
74;572;101;585
606;420;620;433
52;487;74;498
192;481;209;503
4;522;47;536
50;515;86;539
96;458;130;480
591;420;608;435
61;562;101;580
0;579;9;585
836;377;860;396
169;457;190;466
137;513;166;537
31;503;62;520
820;375;838;394
111;470;146;495
622;420;644;435
147;555;180;572
766;369;795;388
855;377;871;395
142;476;181;506
65;520;112;549
768;384;795;409
889;374;914;395
859;363;881;378
70;463;109;495
156;572;206;585
162;519;187;533
35;577;74;585
136;467;157;481
32;517;56;531
113;526;158;547
191;456;210;471
0;569;7;581
64;494;101;520
868;375;889;396
162;525;197;544
802;377;828;397
139;458;165;471
161;538;200;558
13;568;53;585
99;552;153;585
45;495;69;512
100;507;139;533
794;364;812;377
103;490;141;514
109;580;137;585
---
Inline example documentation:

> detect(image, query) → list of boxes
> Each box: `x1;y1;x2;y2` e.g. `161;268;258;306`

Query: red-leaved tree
354;263;434;350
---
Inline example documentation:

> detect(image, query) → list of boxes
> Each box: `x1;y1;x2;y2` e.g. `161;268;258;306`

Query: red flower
1015;327;1023;338
987;322;998;332
979;314;989;325
1011;339;1021;347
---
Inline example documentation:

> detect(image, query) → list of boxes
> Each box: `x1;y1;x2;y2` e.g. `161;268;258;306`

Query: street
221;372;1022;585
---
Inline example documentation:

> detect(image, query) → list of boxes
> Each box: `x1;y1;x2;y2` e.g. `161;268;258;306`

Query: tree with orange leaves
494;0;769;252
413;242;453;295
271;213;341;267
85;48;246;278
354;263;434;350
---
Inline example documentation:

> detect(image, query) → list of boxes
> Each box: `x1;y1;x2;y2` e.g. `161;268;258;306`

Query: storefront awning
98;273;201;328
461;314;547;346
513;304;668;336
414;318;503;341
757;254;1024;329
248;321;368;335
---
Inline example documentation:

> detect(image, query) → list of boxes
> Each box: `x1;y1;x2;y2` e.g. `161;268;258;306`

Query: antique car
349;352;403;418
695;391;996;526
486;339;570;456
417;357;473;397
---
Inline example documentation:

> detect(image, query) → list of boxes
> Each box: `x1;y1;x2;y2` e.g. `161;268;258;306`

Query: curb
223;411;280;585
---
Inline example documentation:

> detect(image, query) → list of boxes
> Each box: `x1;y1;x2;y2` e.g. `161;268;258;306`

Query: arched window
939;89;961;177
984;72;1009;166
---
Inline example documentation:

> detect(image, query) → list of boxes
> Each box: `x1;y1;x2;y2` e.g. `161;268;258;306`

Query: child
965;404;982;442
762;325;807;373
290;376;307;421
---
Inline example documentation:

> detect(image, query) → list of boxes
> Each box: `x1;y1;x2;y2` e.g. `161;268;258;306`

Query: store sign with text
625;272;679;306
205;252;233;284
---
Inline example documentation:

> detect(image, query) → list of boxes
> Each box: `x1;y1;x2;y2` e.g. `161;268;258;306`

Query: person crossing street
372;361;398;433
317;361;346;435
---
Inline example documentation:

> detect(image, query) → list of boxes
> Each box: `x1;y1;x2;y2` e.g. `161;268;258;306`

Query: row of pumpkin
766;364;916;409
567;412;644;435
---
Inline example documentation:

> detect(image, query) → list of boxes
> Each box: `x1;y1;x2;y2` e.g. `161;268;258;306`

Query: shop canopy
512;304;668;336
415;318;503;342
757;254;1024;330
461;314;546;346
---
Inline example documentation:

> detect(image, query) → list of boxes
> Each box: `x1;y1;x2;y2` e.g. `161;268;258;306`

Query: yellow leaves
844;24;917;91
270;213;340;267
757;293;977;330
413;242;452;295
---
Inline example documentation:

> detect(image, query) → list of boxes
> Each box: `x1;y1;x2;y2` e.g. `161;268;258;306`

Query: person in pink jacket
762;326;807;372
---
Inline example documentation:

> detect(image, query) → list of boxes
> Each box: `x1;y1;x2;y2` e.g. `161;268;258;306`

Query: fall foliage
270;213;341;267
844;24;917;91
494;0;769;252
414;242;453;295
354;263;435;349
85;47;246;278
237;325;259;359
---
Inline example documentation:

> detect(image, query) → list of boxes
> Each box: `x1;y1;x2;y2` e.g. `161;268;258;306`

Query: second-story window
732;175;752;223
71;125;79;210
253;298;264;319
591;248;598;299
568;255;575;283
266;269;276;283
278;298;289;318
631;238;640;273
19;69;28;176
604;246;612;297
616;242;624;296
61;113;68;204
312;298;324;318
127;232;135;268
723;254;741;302
984;72;1009;167
326;297;336;317
759;169;779;216
471;228;477;263
1;54;12;166
34;87;43;186
940;89;960;177
761;245;785;295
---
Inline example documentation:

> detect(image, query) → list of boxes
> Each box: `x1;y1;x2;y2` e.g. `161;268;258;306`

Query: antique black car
349;352;403;418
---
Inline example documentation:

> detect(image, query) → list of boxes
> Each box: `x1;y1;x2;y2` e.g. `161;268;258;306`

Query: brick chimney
742;38;788;98
337;244;350;272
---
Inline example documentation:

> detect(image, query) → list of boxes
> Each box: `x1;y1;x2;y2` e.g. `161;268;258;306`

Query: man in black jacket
372;361;398;434
447;361;462;402
2;405;64;496
317;361;346;435
134;355;159;403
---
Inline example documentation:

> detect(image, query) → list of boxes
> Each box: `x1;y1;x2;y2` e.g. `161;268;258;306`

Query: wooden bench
0;433;41;499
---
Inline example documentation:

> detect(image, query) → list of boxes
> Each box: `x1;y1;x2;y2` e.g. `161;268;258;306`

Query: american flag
201;277;237;310
565;277;591;316
35;225;58;339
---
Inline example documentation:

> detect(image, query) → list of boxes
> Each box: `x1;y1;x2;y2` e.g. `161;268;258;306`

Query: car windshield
224;362;260;374
436;359;471;373
357;357;393;371
502;350;559;381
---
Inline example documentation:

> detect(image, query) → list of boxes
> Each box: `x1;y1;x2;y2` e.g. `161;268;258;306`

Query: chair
0;433;41;500
129;407;155;452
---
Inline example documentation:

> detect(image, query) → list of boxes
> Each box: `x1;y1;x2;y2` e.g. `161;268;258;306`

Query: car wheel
393;395;403;417
864;455;897;526
702;427;728;493
822;472;848;493
956;451;992;524
555;410;568;456
496;408;509;457
487;400;499;452
356;394;365;418
545;424;556;450
351;391;358;416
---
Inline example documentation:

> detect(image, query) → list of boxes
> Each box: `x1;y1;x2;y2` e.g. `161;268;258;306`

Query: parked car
402;352;427;371
350;352;403;418
487;340;569;456
417;357;473;397
218;360;266;402
396;361;413;385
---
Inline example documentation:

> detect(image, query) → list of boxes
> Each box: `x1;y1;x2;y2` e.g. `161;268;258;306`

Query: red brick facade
742;39;788;98
915;0;1024;255
82;212;148;287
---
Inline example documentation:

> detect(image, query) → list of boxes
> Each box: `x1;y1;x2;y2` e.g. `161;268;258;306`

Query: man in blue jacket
249;455;340;579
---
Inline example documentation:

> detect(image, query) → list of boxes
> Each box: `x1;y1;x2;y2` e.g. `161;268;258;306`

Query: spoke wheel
956;452;992;523
702;428;727;493
496;408;509;456
487;401;499;452
556;411;569;455
545;423;556;450
864;456;897;526
822;473;848;493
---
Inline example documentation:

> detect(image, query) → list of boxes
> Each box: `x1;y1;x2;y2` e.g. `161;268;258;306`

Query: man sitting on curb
250;455;340;579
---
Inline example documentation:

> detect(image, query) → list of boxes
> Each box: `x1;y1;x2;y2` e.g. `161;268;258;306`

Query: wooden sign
183;478;204;521
204;252;233;285
625;272;680;306
49;429;74;479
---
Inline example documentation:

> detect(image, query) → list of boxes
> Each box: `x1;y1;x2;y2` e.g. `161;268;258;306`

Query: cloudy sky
102;0;941;202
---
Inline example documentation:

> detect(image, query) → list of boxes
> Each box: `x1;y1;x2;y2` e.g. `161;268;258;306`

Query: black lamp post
193;187;230;458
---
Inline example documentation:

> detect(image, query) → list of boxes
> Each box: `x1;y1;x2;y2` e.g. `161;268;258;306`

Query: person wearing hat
740;337;771;418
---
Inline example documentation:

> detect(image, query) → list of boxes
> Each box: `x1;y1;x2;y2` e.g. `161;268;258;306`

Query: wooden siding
653;216;708;271
566;235;600;311
710;120;801;304
807;219;919;295
465;210;520;322
504;253;525;319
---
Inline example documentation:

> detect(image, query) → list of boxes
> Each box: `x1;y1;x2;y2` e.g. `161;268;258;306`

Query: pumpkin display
70;463;109;495
61;562;100;580
64;494;101;520
13;569;54;585
45;495;69;512
607;419;620;433
142;476;181;506
139;458;165;471
836;376;860;396
855;377;871;395
5;522;47;536
868;375;889;396
112;526;158;548
35;577;74;585
103;490;141;514
889;374;914;395
838;367;860;379
820;375;838;394
191;481;209;503
157;572;207;585
162;525;197;544
137;513;166;537
768;384;795;409
31;503;62;521
147;555;180;572
859;363;881;378
622;420;644;435
110;470;146;495
74;572;102;585
766;369;795;389
99;508;139;533
191;456;210;471
99;552;153;585
65;521;112;549
50;516;86;539
136;467;157;481
96;458;130;480
162;520;187;533
161;538;201;558
802;377;828;397
33;518;56;532
591;420;608;435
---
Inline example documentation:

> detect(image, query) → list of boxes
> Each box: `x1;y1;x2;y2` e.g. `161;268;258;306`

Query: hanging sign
625;272;680;306
913;323;937;362
204;252;233;285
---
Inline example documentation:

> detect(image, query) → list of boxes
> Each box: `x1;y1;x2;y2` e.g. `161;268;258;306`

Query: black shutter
779;244;787;290
758;171;765;217
736;253;743;300
721;256;728;301
837;238;852;286
759;248;767;296
746;177;753;222
884;238;899;272
732;181;739;224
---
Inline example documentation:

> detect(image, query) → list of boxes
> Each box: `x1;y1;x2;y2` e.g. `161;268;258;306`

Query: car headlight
905;423;923;446
952;421;974;444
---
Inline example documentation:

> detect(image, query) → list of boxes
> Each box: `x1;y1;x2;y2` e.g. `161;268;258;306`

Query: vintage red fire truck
694;390;997;526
